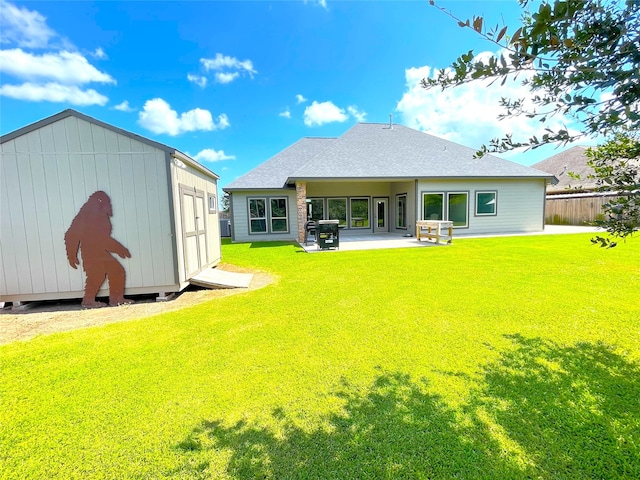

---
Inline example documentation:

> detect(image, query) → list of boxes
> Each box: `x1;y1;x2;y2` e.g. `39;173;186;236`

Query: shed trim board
223;123;555;244
1;109;221;304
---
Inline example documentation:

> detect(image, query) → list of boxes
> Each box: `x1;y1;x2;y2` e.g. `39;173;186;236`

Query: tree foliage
425;0;639;244
586;133;640;247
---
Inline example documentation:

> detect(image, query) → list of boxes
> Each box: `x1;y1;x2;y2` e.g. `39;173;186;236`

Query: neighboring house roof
531;146;596;193
224;123;554;191
0;109;219;180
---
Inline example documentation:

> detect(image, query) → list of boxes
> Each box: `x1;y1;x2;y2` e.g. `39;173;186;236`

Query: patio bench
416;220;453;245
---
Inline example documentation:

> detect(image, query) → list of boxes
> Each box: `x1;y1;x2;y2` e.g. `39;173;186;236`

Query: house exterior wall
171;160;221;288
417;178;546;235
230;189;298;242
227;178;546;243
0;115;178;302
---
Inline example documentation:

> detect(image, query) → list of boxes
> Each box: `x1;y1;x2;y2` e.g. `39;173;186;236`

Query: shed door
180;186;208;278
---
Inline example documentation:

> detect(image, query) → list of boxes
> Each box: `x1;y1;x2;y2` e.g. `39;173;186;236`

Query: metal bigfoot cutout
64;191;133;308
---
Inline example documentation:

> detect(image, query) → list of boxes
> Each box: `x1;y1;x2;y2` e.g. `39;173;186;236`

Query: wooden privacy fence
545;192;618;225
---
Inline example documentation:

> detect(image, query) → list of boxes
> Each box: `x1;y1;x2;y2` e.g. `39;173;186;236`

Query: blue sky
0;0;584;190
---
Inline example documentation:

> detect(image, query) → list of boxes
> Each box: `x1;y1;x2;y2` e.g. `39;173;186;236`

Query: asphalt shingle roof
531;146;596;193
224;123;553;190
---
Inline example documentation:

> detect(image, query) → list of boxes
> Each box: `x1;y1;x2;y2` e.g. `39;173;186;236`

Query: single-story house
531;146;615;225
0;109;221;306
223;122;556;243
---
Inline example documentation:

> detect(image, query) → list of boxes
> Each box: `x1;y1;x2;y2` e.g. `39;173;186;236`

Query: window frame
349;197;370;229
396;193;407;229
248;197;267;234
247;196;290;235
421;191;469;229
269;197;289;233
447;191;469;228
208;193;217;214
327;197;348;227
475;190;498;216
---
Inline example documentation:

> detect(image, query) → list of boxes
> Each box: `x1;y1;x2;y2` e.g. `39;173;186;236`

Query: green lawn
1;234;639;479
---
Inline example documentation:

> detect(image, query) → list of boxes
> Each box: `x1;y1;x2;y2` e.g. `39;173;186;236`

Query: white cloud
0;3;113;106
280;108;291;119
198;53;256;84
92;47;107;59
304;100;348;126
193;148;236;162
138;98;229;136
0;0;56;48
304;0;328;9
201;53;256;74
395;53;575;155
0;82;108;105
0;49;115;85
296;94;308;104
187;74;208;88
348;105;366;122
114;100;134;112
214;72;239;84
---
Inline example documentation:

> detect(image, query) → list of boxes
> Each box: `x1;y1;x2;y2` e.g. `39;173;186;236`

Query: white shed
0;109;221;306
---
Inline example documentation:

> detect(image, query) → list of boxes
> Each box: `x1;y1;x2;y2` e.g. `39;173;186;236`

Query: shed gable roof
225;123;553;190
0;109;219;180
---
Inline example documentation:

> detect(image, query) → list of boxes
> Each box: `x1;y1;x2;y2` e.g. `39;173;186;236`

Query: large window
422;192;468;228
476;191;497;216
396;194;407;229
448;192;468;227
423;193;444;220
307;198;324;221
328;198;347;226
248;197;289;234
249;198;267;233
350;198;370;228
270;198;289;232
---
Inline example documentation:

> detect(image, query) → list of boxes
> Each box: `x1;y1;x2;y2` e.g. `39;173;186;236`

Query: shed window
208;194;217;213
476;191;497;216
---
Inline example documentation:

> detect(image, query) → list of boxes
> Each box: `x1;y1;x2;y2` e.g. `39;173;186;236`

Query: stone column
295;181;307;244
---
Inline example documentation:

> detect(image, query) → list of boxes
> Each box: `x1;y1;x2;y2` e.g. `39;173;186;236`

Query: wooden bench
416;220;453;244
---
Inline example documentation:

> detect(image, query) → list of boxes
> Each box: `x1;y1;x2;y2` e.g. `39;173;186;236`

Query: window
448;192;468;227
350;198;370;228
328;198;347;226
270;198;288;232
476;191;497;216
248;197;289;234
396;194;407;229
208;194;217;213
249;198;267;233
307;198;324;221
422;192;469;228
423;193;444;220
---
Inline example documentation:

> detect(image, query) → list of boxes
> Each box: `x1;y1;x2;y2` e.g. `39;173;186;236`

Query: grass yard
1;234;639;479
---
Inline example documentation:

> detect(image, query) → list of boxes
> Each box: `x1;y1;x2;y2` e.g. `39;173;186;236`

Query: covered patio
298;225;602;253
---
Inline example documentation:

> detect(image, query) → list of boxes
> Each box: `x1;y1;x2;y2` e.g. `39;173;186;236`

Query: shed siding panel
0;144;20;295
0;116;177;300
173;163;221;282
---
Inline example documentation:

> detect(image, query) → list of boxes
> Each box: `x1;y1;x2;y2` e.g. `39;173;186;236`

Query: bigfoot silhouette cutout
64;191;133;308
